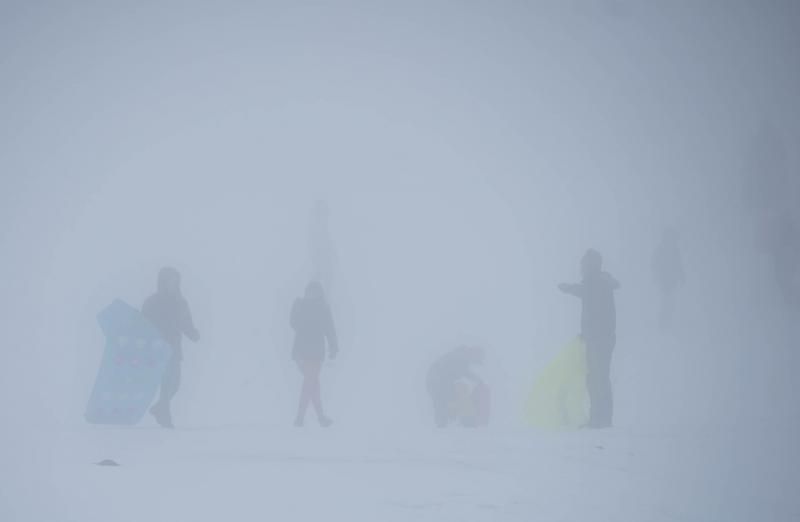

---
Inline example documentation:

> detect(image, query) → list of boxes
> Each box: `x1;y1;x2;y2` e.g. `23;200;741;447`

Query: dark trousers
156;355;181;414
295;358;325;422
585;336;615;428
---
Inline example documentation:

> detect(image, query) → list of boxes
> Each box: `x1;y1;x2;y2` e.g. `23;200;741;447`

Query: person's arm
180;299;200;342
558;282;584;297
325;305;339;359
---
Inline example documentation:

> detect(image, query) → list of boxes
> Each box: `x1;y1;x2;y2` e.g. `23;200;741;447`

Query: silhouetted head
157;267;181;297
581;249;603;278
304;281;326;302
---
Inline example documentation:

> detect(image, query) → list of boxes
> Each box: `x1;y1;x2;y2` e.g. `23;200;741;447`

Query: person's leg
307;359;332;426
595;353;613;427
152;356;180;428
587;339;614;428
604;337;616;426
296;359;330;426
585;344;601;427
295;360;312;426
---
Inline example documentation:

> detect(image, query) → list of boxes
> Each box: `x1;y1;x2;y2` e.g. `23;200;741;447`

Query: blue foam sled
85;300;171;425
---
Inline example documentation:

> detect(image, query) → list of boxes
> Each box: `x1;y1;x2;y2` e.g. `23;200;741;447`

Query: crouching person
426;346;489;428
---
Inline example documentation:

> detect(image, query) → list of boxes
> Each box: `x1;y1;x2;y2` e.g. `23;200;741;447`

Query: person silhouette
559;249;619;428
291;281;338;427
142;267;200;429
426;346;486;428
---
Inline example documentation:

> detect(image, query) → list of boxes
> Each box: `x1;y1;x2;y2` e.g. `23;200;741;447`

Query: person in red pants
291;281;338;427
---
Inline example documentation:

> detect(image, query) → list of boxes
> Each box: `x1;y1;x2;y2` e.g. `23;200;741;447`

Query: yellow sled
525;337;588;429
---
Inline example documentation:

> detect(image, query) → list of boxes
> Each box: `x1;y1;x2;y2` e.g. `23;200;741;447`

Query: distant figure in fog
142;267;200;429
559;249;619;429
761;214;800;307
652;228;685;330
291;281;338;427
426;346;489;428
309;200;337;296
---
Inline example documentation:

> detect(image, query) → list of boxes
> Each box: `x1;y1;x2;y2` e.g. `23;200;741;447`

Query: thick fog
2;2;799;521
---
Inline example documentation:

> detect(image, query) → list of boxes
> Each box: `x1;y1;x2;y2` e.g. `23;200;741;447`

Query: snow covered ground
3;418;797;522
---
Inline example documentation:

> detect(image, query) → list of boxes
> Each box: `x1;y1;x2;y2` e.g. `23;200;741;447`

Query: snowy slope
3;420;798;522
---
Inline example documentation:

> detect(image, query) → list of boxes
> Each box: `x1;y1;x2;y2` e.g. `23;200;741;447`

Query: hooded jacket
142;268;199;360
562;271;620;343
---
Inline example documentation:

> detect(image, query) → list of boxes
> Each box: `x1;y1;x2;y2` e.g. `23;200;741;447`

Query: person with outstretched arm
291;281;338;427
559;249;619;429
142;267;200;429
